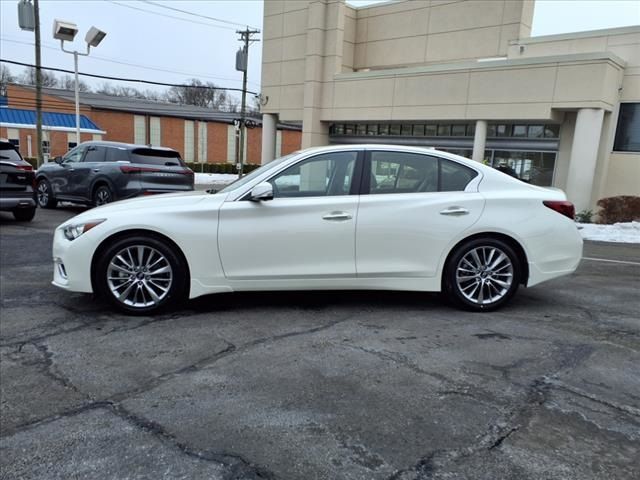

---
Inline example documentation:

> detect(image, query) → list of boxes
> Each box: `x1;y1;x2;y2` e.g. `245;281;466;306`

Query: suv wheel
95;235;188;314
36;179;57;208
13;208;36;222
93;185;113;206
444;238;520;312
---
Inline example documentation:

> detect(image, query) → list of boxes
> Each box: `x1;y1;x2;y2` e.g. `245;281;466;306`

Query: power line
0;59;259;95
140;0;258;30
106;1;237;31
0;36;260;88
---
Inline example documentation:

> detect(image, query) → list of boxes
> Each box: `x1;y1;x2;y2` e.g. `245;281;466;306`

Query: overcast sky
1;0;639;101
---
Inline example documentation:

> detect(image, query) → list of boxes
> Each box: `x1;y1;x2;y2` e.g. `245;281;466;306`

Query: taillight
119;165;162;174
543;200;575;220
16;164;33;171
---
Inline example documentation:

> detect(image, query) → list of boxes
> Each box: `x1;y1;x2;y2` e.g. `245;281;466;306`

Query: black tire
95;235;188;315
444;238;521;312
36;178;57;208
93;184;114;207
12;208;36;222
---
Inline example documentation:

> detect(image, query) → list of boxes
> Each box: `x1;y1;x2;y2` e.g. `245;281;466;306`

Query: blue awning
0;107;104;133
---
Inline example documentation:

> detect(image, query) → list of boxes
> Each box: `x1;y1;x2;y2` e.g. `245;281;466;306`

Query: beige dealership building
259;0;640;211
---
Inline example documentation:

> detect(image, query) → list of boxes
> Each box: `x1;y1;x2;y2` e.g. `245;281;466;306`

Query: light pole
53;20;106;146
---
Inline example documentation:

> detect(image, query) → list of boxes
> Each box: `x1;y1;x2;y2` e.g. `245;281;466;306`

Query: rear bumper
526;222;583;287
0;196;36;211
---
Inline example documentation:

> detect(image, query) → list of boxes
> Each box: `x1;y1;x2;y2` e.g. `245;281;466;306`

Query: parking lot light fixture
54;20;106;145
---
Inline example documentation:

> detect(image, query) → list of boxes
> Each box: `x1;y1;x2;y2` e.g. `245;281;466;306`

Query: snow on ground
194;173;238;186
578;221;640;243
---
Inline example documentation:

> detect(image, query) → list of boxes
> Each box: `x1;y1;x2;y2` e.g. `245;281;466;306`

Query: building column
472;120;487;162
261;113;278;164
565;108;605;212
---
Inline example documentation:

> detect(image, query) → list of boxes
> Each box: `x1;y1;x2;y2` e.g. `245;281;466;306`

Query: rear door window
439;159;478;191
130;148;185;167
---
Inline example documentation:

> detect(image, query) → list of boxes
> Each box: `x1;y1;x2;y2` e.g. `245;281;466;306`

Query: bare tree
166;78;228;109
0;64;15;96
19;67;58;88
59;74;91;92
221;95;240;113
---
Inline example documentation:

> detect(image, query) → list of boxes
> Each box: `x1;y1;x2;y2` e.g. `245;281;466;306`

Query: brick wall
281;129;301;155
160;117;184;154
90;110;134;143
207;122;227;163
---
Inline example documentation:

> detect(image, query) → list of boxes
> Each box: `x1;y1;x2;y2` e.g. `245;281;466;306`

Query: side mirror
249;182;273;202
54;156;63;164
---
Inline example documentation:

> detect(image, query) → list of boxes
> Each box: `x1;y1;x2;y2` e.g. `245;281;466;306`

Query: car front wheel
444;238;520;312
95;235;188;314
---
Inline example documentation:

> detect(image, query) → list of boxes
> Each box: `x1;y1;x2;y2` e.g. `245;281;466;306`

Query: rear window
130;148;185;167
0;144;24;163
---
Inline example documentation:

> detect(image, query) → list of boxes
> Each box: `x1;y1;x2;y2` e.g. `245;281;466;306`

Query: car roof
75;140;177;152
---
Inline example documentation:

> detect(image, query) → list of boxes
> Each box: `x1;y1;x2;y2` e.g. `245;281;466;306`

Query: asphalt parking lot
1;207;639;480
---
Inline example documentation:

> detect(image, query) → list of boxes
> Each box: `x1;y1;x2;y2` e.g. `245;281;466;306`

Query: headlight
63;219;106;241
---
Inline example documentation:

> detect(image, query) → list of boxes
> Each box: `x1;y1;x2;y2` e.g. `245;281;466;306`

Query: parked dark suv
35;141;194;208
0;140;37;221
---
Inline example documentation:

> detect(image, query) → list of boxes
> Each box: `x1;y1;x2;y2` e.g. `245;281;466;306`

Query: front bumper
51;227;95;293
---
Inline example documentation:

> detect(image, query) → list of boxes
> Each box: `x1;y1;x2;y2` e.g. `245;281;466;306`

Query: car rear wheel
93;185;113;206
444;238;520;312
96;235;188;314
12;208;36;221
36;179;57;208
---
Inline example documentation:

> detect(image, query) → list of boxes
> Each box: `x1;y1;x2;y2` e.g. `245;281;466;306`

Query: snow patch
194;173;238;186
578;221;640;243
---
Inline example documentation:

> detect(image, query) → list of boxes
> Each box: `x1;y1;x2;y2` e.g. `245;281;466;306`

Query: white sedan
51;145;582;314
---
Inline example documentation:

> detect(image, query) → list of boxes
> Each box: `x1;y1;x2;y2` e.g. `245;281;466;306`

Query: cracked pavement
1;208;639;480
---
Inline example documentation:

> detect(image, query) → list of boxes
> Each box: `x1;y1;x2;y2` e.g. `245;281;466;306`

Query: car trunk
127;148;194;193
0;162;35;195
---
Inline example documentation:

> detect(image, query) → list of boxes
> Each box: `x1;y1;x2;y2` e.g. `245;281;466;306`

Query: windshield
217;152;299;194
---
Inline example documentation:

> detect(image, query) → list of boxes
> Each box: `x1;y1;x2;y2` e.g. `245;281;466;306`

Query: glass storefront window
390;124;401;135
487;124;497;137
490;150;555;186
614;103;640;152
378;124;390;135
356;124;366;136
344;124;355;135
413;125;426;136
467;123;475;136
495;124;510;137
512;125;527;137
425;124;437;136
333;124;344;135
451;125;466;136
437;124;451;136
528;125;544;138
366;124;378;135
401;124;413;136
544;124;559;138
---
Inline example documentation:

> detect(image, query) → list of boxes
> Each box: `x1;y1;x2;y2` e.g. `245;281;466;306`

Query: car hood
59;190;228;228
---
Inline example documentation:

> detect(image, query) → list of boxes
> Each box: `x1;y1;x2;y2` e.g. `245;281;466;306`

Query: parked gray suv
35;141;194;208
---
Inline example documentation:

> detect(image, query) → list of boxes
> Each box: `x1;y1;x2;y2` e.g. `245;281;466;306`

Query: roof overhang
0;122;106;135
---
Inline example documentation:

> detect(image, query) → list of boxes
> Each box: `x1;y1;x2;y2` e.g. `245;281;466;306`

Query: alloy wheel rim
455;246;513;305
96;189;111;205
37;182;48;206
106;245;173;308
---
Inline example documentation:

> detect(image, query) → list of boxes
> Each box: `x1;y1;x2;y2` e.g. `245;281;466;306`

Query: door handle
93;168;100;173
322;211;352;221
68;168;75;172
440;206;469;216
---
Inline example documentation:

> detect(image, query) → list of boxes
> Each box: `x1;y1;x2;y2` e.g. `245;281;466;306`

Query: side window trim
361;150;479;195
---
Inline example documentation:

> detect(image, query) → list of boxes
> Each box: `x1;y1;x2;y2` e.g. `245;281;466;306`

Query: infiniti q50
51;145;582;314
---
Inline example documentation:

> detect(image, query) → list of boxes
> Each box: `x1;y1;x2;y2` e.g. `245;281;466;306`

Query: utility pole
235;27;259;178
34;0;43;166
18;0;43;166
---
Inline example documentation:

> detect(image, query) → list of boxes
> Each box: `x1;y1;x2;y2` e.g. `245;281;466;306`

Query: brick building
0;84;301;164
